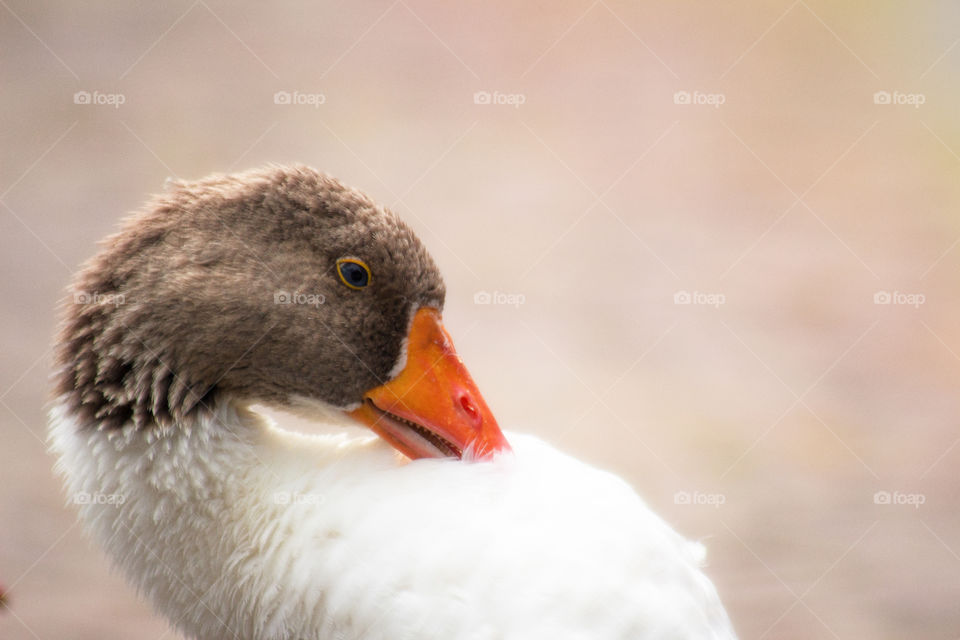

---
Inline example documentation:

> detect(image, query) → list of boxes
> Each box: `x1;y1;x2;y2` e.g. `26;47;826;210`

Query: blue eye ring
336;258;372;290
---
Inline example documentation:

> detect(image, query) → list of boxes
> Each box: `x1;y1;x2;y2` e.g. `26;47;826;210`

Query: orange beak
347;307;511;461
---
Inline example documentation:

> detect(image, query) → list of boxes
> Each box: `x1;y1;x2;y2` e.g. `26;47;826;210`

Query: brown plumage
54;165;446;431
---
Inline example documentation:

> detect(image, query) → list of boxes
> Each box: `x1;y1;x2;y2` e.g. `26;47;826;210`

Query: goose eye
336;258;371;289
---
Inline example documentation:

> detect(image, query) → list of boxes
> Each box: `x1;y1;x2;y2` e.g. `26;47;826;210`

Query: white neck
50;400;394;639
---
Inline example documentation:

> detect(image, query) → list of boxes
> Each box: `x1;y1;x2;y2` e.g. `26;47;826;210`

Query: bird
49;165;736;640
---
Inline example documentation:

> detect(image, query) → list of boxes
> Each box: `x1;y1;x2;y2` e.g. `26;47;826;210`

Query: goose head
55;165;510;460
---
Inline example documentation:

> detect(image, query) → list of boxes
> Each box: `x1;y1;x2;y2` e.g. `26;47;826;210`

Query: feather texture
50;400;736;640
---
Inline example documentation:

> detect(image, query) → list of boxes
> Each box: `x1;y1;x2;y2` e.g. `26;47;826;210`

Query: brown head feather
54;165;446;430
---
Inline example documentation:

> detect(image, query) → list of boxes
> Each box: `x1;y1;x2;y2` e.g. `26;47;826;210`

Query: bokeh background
2;1;959;638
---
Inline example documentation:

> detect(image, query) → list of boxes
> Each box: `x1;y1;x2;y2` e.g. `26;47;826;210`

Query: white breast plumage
50;401;735;640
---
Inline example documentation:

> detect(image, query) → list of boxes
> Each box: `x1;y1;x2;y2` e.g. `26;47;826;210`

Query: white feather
49;400;736;640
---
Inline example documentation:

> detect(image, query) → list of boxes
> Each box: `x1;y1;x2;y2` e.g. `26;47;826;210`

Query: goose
49;165;737;640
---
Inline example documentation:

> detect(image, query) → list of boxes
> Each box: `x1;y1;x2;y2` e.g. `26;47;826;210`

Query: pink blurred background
2;1;959;638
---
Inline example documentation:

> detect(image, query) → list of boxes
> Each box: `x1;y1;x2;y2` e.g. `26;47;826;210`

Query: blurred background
2;1;959;638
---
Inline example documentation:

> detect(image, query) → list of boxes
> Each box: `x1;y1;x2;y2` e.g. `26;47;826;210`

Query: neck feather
48;398;392;639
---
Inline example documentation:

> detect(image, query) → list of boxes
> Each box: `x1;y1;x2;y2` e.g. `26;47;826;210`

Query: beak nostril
458;394;480;423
